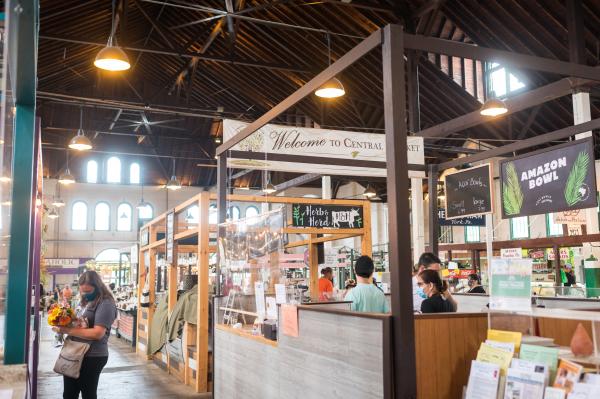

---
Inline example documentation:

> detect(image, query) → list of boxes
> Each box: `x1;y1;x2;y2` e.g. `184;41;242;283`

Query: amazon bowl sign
223;119;424;178
500;138;597;218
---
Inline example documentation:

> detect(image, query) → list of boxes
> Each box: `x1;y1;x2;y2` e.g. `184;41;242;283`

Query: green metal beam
4;0;39;364
4;105;35;364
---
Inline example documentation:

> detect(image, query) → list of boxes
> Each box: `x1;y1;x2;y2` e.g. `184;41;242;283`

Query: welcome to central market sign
223;119;425;178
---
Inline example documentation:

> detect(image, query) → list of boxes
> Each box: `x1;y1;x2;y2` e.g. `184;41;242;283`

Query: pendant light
480;92;508;116
166;158;182;190
48;208;59;219
0;175;11;183
136;182;150;209
68;107;93;151
363;184;377;198
52;198;66;208
94;0;131;71
315;33;345;99
58;151;76;185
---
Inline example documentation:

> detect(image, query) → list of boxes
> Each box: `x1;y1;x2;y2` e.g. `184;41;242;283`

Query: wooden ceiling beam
274;173;321;193
39;36;311;74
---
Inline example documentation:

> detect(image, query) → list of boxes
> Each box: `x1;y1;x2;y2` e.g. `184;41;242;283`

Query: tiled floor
37;318;210;398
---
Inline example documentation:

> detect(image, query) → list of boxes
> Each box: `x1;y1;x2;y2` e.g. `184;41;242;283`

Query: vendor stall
136;192;372;393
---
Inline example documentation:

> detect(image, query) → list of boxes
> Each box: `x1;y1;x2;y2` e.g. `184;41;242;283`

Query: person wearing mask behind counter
467;273;486;294
413;253;457;312
417;269;456;314
344;256;389;313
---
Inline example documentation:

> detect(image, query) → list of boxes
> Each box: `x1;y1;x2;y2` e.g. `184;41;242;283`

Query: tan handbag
53;337;91;379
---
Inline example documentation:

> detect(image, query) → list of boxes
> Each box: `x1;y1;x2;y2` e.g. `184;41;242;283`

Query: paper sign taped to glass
223;119;425;178
489;258;533;312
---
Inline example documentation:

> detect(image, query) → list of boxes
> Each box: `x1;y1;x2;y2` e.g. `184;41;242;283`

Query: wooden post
136;248;146;355
196;192;210;392
554;245;561;292
361;201;373;257
309;234;319;300
167;217;178;371
147;247;157;360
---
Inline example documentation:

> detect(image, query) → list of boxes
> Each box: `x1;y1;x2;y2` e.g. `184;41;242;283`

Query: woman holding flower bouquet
52;270;117;399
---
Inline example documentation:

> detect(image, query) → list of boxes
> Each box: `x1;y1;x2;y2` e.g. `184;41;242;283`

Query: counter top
215;324;278;347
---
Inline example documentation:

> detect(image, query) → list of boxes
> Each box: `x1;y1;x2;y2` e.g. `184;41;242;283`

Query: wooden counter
215;324;278;347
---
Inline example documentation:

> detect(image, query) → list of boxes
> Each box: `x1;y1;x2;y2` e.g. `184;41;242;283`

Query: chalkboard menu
438;208;486;226
500;138;597;218
444;163;493;219
291;204;364;229
166;210;174;263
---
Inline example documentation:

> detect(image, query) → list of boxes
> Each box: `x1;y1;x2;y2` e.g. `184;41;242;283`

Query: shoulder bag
53;337;91;379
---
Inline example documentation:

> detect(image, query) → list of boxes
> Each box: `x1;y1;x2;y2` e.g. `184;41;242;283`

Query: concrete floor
37;319;210;398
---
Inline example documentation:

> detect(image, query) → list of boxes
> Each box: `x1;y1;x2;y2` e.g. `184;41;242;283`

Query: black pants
63;356;108;399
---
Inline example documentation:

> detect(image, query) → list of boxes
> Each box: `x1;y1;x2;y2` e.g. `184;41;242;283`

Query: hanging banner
489;258;532;312
438;208;486;226
166;210;174;263
291;204;363;229
223;119;425;178
552;209;587;225
444;164;493;219
500;138;597;219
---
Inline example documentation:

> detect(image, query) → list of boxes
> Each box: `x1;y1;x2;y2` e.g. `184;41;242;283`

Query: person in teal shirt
344;255;389;313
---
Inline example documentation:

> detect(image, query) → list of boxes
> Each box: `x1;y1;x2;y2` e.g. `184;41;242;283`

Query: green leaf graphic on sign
564;150;589;206
351;151;359;158
292;205;303;225
503;162;524;216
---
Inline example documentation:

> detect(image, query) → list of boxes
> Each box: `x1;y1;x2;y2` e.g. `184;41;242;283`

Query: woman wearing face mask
467;273;486;294
416;269;456;313
52;270;117;399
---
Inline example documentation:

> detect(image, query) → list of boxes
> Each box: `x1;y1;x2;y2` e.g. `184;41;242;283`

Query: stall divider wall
136;192;372;393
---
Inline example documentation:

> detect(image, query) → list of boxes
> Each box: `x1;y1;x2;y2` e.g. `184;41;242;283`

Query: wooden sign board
444;164;493;219
500;138;597;218
291;204;364;229
140;227;149;246
166;210;175;263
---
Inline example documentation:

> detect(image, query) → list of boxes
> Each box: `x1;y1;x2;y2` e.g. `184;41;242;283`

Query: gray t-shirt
72;298;117;357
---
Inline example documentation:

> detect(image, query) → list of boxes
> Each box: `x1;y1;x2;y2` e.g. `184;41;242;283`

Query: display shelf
215;324;278;347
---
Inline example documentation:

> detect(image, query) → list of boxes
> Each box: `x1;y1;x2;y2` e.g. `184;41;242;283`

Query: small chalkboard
444;163;493;219
291;204;364;229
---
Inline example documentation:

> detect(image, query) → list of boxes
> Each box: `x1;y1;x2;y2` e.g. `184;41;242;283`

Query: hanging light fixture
94;0;131;71
48;208;59;219
262;182;276;194
363;184;377;198
480;92;508;116
315;33;345;99
166;158;182;190
52;198;66;208
69;107;93;151
0;175;11;183
137;183;150;209
214;136;222;144
58;151;76;185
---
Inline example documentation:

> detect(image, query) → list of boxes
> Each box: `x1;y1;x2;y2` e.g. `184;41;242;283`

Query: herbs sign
500;138;597;218
292;204;363;229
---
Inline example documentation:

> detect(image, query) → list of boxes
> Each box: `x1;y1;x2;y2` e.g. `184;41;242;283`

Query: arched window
94;202;110;231
209;204;218;224
138;203;153;220
95;248;121;263
71;201;88;230
228;206;240;221
130;163;140;184
86;160;98;183
106;157;121;183
117;203;133;231
245;206;259;219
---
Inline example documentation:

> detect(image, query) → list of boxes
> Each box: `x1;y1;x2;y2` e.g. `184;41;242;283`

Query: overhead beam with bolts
39;36;311;74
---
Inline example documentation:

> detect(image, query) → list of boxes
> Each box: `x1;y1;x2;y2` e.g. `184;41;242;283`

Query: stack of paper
553;359;583;393
487;329;523;353
503;368;545;399
510;358;550;385
568;382;600;398
519;344;559;380
543;387;565;399
477;343;514;375
465;360;500;399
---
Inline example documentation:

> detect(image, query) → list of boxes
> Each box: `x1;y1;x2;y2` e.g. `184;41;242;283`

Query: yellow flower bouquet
47;303;75;327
